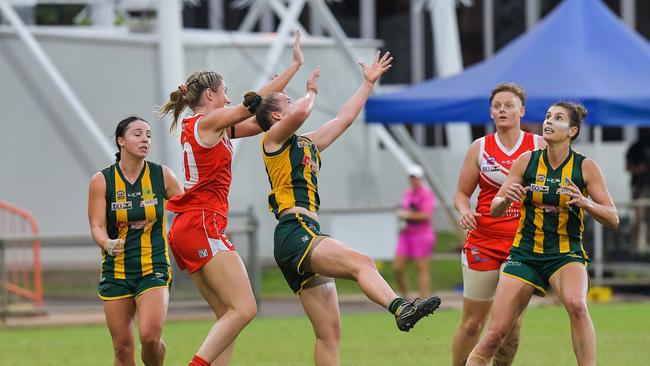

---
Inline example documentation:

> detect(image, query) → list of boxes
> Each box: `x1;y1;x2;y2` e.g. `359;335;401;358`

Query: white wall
0;26;634;263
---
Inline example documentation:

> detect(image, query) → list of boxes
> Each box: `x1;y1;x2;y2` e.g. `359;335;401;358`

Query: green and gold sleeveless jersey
513;148;587;255
262;133;321;219
100;161;171;280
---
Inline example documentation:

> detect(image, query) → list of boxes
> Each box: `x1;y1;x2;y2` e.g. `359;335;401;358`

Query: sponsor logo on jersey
116;190;126;199
547;178;561;184
302;155;320;173
301;235;310;243
129;219;157;230
111;201;132;210
533;202;562;214
128;191;141;197
556;187;572;195
297;136;313;148
501;159;514;165
140;198;159;207
487;156;496;165
536;174;546;182
529;184;549;193
481;164;501;172
198;249;208;258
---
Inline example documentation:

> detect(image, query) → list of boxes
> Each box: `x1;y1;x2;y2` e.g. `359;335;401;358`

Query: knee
459;318;484;338
316;321;341;344
139;328;162;350
483;327;508;350
564;297;589;320
355;252;377;272
113;340;134;360
234;298;257;325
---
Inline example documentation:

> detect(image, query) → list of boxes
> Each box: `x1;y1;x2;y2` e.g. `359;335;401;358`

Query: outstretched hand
293;30;304;66
359;51;393;83
306;67;321;94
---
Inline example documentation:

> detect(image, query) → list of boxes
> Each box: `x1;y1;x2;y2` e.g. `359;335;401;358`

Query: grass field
1;302;648;365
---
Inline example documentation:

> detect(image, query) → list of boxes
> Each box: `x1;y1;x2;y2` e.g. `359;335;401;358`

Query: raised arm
563;159;619;229
88;173;124;256
304;51;393;151
454;140;481;230
202;31;305;134
264;68;320;150
258;30;304;96
490;152;532;217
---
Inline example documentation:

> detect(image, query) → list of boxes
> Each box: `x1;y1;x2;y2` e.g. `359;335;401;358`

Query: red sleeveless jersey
473;131;539;239
165;114;233;219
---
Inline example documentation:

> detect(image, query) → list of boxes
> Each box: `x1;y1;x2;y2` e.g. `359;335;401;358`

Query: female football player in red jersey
88;116;182;366
158;32;304;366
452;83;546;366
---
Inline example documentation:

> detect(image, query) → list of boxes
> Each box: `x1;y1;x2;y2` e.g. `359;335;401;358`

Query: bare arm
564;159;619;229
201;31;304;135
264;68;320;150
490;152;532;217
305;51;393;151
163;165;183;199
453;140;481;230
88;173;124;256
227;116;262;139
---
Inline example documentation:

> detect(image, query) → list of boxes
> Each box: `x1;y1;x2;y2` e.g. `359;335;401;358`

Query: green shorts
274;213;329;294
98;270;171;300
502;247;590;297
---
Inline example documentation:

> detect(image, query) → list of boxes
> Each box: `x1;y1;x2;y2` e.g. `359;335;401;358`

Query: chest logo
529;184;549;194
116;190;126;199
536;174;546;182
487;156;496;165
140;198;159;207
111;201;132;211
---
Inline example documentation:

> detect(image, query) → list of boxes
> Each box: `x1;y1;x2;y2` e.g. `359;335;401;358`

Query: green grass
1;302;648;365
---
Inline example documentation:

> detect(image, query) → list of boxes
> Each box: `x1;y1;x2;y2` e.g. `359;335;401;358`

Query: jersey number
183;142;199;189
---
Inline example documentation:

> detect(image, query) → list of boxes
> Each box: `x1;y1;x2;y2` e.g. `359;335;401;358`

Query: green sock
387;297;408;315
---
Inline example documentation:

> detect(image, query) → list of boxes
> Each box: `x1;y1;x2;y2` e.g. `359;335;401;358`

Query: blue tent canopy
365;0;650;126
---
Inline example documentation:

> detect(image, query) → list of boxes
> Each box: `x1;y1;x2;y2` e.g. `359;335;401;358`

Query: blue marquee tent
365;0;650;126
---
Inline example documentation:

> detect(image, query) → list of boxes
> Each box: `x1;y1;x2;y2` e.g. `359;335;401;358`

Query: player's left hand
360;51;393;83
396;208;410;220
564;177;592;208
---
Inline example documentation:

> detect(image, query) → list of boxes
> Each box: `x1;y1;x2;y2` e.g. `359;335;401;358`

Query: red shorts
168;210;236;273
462;230;513;271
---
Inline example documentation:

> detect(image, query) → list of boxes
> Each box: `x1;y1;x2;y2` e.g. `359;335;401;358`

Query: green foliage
1;303;648;365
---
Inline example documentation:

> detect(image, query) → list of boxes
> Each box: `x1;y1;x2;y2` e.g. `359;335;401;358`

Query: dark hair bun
243;91;262;114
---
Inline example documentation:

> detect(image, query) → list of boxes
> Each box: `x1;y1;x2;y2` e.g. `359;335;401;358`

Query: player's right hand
104;239;125;256
503;183;529;202
459;210;481;230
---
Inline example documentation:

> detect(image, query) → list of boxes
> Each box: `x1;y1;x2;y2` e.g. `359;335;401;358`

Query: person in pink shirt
395;164;436;300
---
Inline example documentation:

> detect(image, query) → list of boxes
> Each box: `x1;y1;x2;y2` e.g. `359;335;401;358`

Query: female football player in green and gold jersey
88;116;182;366
466;102;619;366
245;51;441;366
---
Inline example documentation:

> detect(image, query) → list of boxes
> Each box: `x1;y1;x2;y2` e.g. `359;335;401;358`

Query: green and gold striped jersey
101;161;171;280
262;133;321;219
513;148;587;255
